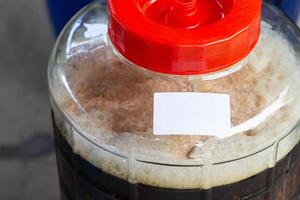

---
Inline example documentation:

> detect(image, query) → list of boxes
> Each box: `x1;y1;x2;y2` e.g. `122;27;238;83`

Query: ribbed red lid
108;0;261;75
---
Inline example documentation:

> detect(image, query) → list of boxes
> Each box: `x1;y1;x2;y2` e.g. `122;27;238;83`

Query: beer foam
51;22;300;189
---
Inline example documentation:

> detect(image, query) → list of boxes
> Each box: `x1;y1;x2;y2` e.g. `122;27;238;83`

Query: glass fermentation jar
48;0;300;199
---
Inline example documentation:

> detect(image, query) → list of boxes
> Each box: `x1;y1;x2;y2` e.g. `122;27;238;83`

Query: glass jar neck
109;37;250;81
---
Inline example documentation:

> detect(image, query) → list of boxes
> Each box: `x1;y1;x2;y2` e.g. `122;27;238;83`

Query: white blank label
153;93;231;138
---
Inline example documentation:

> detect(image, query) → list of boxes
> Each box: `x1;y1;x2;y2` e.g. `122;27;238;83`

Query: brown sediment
63;45;294;161
63;49;270;158
192;65;266;126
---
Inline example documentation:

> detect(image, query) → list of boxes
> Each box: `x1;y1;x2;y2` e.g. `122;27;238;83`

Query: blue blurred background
47;0;105;35
47;0;92;35
270;0;300;26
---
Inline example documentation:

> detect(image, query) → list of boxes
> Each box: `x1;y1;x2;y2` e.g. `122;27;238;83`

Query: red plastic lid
108;0;261;75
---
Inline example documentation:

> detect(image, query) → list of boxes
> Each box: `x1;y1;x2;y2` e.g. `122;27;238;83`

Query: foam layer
51;22;300;189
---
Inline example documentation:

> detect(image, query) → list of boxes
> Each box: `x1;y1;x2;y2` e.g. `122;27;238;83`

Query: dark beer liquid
53;117;300;200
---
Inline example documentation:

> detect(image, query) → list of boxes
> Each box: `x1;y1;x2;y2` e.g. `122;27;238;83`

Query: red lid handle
144;0;229;28
167;0;199;28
